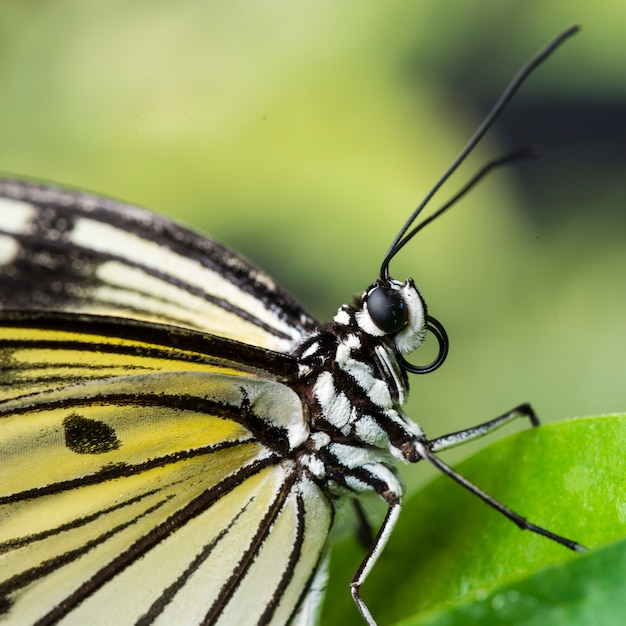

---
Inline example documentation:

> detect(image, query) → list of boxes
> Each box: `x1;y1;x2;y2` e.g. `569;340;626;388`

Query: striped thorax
295;279;428;502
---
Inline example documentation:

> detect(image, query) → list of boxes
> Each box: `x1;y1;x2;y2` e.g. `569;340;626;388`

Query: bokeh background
0;0;624;606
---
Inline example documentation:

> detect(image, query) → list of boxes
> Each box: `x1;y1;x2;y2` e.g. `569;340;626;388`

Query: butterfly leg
350;499;402;626
427;402;539;453
412;439;586;552
350;431;585;626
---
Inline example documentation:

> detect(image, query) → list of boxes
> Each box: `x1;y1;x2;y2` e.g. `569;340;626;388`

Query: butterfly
0;27;582;626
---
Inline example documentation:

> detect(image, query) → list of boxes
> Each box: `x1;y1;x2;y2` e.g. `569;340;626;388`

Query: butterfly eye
367;286;408;334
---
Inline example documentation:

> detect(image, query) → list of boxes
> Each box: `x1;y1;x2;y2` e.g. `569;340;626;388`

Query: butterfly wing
0;179;332;625
0;179;318;352
0;313;332;625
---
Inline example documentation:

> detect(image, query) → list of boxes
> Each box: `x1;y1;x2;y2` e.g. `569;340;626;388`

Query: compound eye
367;286;408;334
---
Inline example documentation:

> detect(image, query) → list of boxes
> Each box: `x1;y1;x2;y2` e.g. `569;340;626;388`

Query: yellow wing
0;313;332;625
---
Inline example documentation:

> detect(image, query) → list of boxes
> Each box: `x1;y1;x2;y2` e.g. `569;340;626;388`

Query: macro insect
0;27;582;626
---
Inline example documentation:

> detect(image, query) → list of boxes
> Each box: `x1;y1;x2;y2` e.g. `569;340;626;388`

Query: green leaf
321;414;626;625
397;536;626;626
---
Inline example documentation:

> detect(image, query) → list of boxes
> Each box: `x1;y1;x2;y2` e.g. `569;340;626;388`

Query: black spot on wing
63;414;121;454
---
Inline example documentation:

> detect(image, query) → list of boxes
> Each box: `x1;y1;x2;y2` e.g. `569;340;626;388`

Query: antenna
380;25;580;279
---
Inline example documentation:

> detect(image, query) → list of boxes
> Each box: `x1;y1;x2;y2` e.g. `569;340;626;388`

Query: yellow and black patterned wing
0;179;318;353
0;313;332;625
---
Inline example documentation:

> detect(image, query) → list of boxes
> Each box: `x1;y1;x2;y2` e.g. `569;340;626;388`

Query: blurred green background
0;0;623;520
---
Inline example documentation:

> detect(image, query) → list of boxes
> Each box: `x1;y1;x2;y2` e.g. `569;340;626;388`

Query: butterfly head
356;279;426;354
352;278;448;375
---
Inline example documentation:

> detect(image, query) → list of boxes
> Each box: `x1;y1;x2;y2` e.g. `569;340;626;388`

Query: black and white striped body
293;288;428;504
